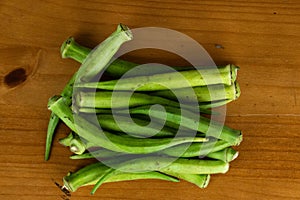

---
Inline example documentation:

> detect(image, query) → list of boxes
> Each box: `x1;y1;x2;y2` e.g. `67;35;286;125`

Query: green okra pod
206;147;239;162
45;112;60;160
77;24;133;82
75;91;180;109
161;140;233;158
70;147;123;160
61;37;137;77
116;156;229;174
46;24;130;160
124;105;242;146
152;82;241;103
63;162;179;192
75;64;238;91
60;37;193;77
70;139;232;159
48;96;208;154
97;114;176;138
45;70;78;160
61;37;90;63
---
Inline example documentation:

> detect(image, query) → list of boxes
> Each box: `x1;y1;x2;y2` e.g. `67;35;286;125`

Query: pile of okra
46;24;242;194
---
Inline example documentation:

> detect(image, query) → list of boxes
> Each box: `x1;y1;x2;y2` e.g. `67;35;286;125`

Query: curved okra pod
63;162;179;192
61;37;138;77
45;24;132;160
45;73;77;161
77;24;132;82
45;112;60;160
60;37;194;77
64;155;227;193
48;96;208;154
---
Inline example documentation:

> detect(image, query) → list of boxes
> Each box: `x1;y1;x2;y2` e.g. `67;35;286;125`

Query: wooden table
0;1;299;199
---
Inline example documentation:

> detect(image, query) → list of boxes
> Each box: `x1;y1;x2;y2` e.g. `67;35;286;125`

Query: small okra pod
77;24;133;82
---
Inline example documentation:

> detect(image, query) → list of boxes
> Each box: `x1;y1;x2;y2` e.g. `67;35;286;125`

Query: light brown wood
0;0;300;199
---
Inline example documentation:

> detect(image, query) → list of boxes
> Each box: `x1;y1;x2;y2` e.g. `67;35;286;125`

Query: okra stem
61;37;90;63
59;132;88;155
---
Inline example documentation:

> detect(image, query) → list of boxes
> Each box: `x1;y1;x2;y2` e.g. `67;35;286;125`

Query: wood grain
0;0;299;199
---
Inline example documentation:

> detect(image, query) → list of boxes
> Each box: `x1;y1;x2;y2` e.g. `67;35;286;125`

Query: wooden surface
0;0;300;199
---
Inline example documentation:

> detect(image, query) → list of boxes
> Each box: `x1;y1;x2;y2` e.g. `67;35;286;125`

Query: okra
45;24;131;160
75;91;180;109
97;114;176;138
76;24;132;82
160;140;232;158
123;105;242;146
75;64;238;91
60;37;193;77
48;96;208;154
69;139;233;160
206;147;239;162
115;156;229;174
160;172;210;188
153;82;241;103
45;71;78;160
63;162;179;192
